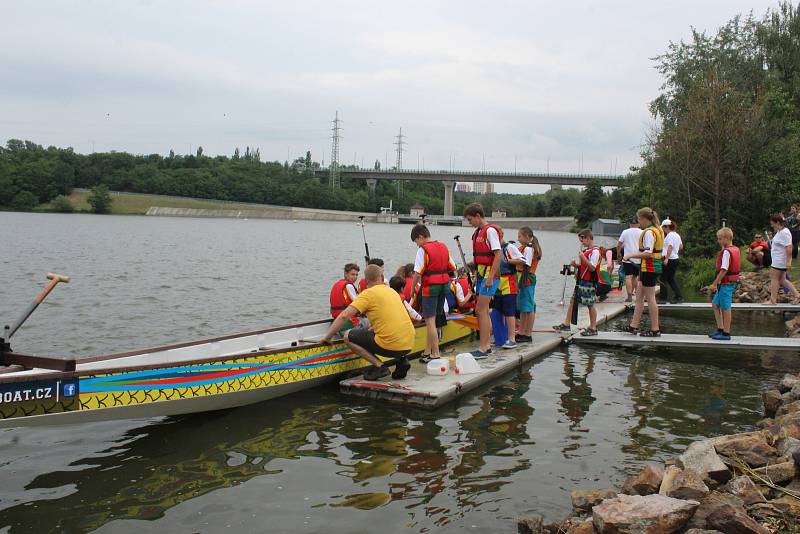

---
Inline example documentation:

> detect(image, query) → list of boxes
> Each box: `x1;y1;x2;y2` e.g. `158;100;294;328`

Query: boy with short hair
389;275;423;323
329;263;360;331
464;203;503;358
709;227;740;341
358;258;385;292
494;239;526;348
410;224;457;360
553;229;600;336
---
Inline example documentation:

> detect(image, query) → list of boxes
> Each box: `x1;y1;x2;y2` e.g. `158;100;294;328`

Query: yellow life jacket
638;225;665;272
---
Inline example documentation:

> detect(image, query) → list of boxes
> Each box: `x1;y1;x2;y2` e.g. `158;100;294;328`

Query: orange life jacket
471;224;503;266
716;246;741;284
330;279;354;317
420;241;453;286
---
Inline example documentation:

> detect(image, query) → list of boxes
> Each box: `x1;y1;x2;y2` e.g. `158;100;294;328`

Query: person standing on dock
464;203;503;359
766;214;800;305
321;264;415;380
709;227;740;340
659;218;684;304
617;217;642;303
553;229;600;336
515;226;541;342
409;224;457;361
624;207;664;337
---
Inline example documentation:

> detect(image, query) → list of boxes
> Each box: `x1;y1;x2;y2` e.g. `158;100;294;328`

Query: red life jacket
716;246;741;283
456;277;473;309
420;241;453;286
579;246;603;282
358;275;385;293
471;224;503;266
330;279;354;317
402;276;414;301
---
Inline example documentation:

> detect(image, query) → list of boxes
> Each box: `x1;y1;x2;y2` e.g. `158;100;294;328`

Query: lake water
0;212;792;533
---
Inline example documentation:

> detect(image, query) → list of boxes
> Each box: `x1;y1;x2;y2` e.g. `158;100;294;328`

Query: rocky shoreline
518;371;800;533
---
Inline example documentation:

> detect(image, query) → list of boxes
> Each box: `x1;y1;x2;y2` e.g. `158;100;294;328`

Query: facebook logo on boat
63;383;76;397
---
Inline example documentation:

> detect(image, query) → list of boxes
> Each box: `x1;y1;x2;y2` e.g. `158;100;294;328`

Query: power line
330;111;343;190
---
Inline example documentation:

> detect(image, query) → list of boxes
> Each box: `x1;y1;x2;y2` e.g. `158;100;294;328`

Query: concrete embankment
146;206;383;223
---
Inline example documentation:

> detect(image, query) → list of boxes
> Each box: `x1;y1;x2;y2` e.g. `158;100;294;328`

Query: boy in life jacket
709;227;740;341
358;258;385;292
329;263;360;332
464;203;503;358
446;267;474;312
409;224;457;360
553;229;600;336
515;226;541;343
493;240;526;348
389;275;423;323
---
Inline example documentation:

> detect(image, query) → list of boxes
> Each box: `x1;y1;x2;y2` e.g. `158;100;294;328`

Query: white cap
661;219;672;226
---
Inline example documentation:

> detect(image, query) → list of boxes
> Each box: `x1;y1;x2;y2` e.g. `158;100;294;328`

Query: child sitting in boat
329;263;360;332
389;275;423;324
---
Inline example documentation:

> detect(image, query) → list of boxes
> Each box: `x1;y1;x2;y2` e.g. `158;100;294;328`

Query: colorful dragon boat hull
0;316;474;428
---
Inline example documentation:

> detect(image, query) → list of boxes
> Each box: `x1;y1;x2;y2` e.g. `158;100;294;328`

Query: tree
196;146;204;158
11;190;37;211
576;178;604;227
88;184;112;214
50;195;73;213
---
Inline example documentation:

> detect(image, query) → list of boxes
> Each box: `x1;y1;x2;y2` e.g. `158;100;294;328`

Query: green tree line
0;142;583;217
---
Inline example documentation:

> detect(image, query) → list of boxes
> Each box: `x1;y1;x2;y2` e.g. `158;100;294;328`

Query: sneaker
552;323;571;332
710;332;731;341
501;340;518;349
708;330;722;338
515;334;533;343
656;300;668;305
363;365;390;381
391;357;411;380
470;349;490;360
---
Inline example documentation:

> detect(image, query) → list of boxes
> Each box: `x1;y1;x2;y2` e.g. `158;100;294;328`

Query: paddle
358;216;371;264
4;273;70;342
453;235;475;289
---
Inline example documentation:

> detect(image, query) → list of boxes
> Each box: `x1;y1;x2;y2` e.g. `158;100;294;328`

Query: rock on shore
517;371;800;534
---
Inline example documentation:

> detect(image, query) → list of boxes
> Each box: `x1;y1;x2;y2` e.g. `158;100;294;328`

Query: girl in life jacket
623;207;664;337
515;226;542;342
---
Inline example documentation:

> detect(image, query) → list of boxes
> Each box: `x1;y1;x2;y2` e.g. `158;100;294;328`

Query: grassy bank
39;191;273;215
681;246;800;295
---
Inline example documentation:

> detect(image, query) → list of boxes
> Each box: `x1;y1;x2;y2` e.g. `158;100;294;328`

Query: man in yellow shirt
321;264;415;380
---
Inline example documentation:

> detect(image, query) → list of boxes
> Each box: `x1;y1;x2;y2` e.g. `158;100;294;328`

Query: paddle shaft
6;273;70;339
453;236;475;289
358;216;371;264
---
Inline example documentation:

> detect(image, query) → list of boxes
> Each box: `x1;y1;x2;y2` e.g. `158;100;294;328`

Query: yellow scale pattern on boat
79;343;364;411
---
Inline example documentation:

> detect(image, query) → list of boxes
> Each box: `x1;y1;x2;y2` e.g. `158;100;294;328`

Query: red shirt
749;240;769;251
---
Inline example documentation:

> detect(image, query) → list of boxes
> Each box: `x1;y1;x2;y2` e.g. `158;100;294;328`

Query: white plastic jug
455;353;482;375
426;358;449;376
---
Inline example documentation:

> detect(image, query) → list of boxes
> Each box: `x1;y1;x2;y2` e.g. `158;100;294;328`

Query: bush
11;190;37;211
682;256;717;290
88;184;112;214
50;195;73;213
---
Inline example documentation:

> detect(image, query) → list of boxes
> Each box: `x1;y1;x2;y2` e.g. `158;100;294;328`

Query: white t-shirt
585;248;601;266
619;227;643;265
719;249;731;270
403;300;422;321
664;232;682;260
345;283;358;302
641;230;655;253
520;245;533;267
485;227;502;251
772;227;793;269
505;243;524;263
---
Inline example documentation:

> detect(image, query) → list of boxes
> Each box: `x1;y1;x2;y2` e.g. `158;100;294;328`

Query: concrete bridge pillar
366;178;378;197
442;180;455;217
550;184;563;191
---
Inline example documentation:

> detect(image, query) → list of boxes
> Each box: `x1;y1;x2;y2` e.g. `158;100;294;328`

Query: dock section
571;331;800;351
339;299;629;408
641;302;800;312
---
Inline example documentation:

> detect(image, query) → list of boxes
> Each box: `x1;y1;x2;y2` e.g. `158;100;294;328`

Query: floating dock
640;302;800;312
339;298;629;408
571;331;800;351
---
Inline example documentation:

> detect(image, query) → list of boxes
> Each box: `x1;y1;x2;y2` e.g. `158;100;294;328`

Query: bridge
312;168;624;217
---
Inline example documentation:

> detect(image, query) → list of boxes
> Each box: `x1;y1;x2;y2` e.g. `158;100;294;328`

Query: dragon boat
0;274;474;428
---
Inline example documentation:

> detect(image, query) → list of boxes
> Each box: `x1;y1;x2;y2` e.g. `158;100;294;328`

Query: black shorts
640;272;659;287
771;266;787;272
346;328;411;358
623;262;640;277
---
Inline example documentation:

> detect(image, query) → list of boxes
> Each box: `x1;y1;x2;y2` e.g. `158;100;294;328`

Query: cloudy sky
0;0;777;192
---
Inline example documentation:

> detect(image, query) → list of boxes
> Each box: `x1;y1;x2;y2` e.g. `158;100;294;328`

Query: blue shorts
477;276;500;297
492;293;517;317
517;284;536;313
421;293;446;318
712;283;737;311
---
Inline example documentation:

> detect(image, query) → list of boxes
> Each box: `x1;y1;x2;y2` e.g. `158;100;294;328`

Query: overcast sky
0;0;778;193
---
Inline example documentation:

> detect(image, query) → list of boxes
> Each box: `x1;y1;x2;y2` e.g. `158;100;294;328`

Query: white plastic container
426;358;449;376
455;353;482;375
